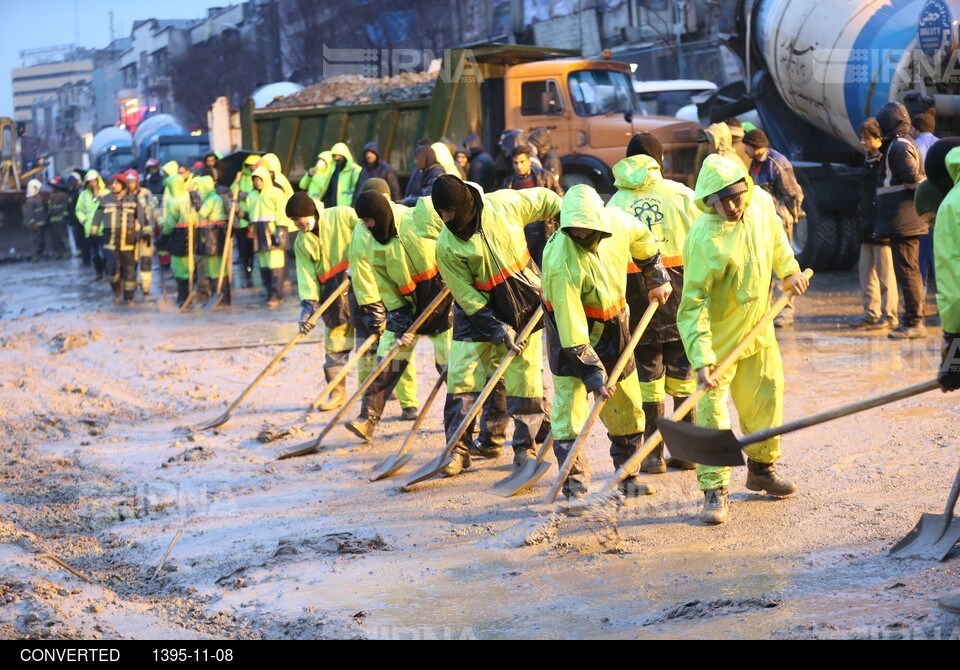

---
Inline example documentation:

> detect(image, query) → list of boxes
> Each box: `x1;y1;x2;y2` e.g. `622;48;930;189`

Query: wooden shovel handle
202;280;349;427
607;268;814;489
546;300;659;503
214;195;238;295
281;288;451;457
306;333;379;413
394;366;448;459
439;306;545;461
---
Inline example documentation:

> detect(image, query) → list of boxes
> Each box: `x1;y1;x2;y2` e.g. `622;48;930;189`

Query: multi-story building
12;50;94;127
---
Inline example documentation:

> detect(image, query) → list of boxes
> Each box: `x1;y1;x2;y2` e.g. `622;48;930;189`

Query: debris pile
266;71;437;108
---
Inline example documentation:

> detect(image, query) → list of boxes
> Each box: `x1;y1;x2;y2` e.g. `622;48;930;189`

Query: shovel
401;307;544;491
890;464;960;561
303;333;379;416
583;269;814;512
545;300;659;504
490;432;554;497
278;288;451;460
195;280;349;431
156;261;177;313
206;193;238;313
657;379;941;467
370;366;448;481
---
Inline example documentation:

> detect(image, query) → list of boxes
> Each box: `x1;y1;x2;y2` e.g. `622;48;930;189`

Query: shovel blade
402;454;454;491
490;459;553;498
370;452;415;481
196;412;231;432
156;295;178;313
205;293;225;313
278;438;324;460
656;418;745;467
890;514;960;561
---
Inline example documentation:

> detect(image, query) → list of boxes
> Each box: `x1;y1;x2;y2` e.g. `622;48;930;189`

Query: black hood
431;174;483;241
414;145;438;171
528;127;553;155
355;190;396;245
925;137;960;195
363;141;381;168
877;102;912;139
463;134;485;157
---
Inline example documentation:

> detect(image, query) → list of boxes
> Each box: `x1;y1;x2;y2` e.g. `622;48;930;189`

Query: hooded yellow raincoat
679;154;801;490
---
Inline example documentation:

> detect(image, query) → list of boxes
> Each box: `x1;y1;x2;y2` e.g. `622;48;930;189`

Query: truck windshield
568;70;639;117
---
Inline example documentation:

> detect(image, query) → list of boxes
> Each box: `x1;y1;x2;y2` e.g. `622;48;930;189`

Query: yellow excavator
1;117;49;256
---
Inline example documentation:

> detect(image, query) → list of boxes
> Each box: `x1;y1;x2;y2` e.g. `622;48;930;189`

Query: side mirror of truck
624;111;634;124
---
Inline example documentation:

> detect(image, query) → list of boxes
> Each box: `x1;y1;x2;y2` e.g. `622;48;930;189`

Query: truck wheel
792;210;838;272
561;173;595;190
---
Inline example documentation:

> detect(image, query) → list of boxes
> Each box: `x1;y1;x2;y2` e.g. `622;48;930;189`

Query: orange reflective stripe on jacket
473;250;531;291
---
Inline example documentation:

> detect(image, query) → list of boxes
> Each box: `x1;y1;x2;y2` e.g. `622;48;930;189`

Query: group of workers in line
285;128;816;526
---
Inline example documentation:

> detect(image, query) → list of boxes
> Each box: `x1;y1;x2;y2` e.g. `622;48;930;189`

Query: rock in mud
317;533;389;555
643;597;784;625
167;447;214;464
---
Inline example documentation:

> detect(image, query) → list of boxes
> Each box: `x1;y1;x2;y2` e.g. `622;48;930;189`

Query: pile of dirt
267;71;437;108
642;597;784;625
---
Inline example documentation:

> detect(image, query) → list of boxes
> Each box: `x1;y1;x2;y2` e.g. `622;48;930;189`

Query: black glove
562;344;607;393
497;325;525;354
189;191;201;210
299;300;318;335
469;305;521;349
386;306;415;336
356;301;386;336
140;230;152;245
941;333;960;391
273;231;283;248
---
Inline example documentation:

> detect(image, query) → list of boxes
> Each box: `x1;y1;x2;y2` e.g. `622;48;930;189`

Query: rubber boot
440;393;477;476
640;401;667;474
140;271;152;296
509;396;544;468
110;277;122;300
611;432;656;498
93;255;104;281
700;487;728;525
667;397;698;470
473;379;508;458
259;267;271;297
745;459;798;497
176;278;189;307
317;365;347;411
553;439;590;515
122;288;135;303
272;268;284;300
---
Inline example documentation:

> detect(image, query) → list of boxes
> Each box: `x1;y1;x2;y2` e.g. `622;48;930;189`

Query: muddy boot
93;256;104;281
219;278;232;306
700;487;728;525
400;406;419;421
619;475;656;500
176;278;189;307
745;459;797;497
122;289;136;303
468;439;503;460
439;446;471;477
553;438;591;504
666;398;698;470
110;278;122;300
317;366;347;411
640;401;667;474
513;445;536;468
344;415;378;442
508;396;543;469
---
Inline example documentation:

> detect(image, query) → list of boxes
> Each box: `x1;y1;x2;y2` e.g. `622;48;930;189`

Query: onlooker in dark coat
852;117;898;330
402;145;445;206
463;134;497;192
874;101;928;339
529;127;563;180
912;108;939;288
354;141;402;204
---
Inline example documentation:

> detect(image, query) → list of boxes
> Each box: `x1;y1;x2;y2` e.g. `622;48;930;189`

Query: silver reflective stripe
251;217;276;222
876;184;908;195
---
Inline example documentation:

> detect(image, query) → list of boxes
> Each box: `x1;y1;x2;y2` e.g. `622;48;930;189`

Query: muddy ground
0;258;958;640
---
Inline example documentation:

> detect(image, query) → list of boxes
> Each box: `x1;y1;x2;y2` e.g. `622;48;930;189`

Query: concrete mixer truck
88;127;135;176
133;114;208;170
702;0;960;271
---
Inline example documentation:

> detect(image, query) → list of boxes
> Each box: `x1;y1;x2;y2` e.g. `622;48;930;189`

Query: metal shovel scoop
890;465;960;561
657;379;941;467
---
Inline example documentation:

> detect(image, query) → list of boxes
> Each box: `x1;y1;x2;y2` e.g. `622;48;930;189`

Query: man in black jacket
874;101;928;340
463;135;497;192
354;141;401;204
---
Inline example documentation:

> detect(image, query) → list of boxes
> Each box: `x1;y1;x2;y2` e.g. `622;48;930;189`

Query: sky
0;0;232;118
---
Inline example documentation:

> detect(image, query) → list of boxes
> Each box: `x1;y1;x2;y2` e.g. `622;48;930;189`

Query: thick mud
0;258;958;640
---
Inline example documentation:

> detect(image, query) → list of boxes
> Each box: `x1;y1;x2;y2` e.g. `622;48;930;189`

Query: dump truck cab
502;57;703;188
